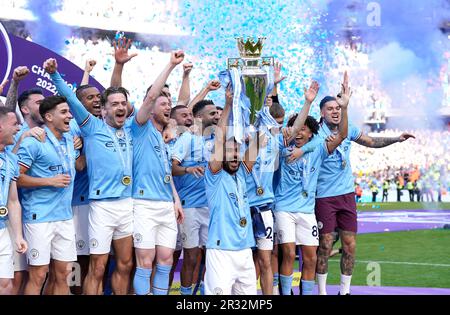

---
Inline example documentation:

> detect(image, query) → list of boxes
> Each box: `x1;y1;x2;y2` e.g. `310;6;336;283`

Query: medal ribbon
0;152;11;207
45;126;74;178
104;124;132;177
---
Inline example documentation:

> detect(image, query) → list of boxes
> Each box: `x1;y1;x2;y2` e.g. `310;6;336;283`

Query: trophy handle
261;57;274;67
227;58;241;70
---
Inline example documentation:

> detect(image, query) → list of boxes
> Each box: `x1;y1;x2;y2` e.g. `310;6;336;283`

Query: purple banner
0;22;104;98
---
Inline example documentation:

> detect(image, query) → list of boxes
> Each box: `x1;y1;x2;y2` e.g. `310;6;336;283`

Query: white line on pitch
329;259;450;267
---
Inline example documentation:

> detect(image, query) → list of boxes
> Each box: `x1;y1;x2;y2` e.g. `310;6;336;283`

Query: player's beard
223;160;239;175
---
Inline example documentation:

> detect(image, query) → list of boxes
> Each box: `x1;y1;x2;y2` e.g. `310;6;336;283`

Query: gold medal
302;191;308;198
122;176;132;186
239;217;247;227
0;206;8;217
256;186;264;196
164;175;171;184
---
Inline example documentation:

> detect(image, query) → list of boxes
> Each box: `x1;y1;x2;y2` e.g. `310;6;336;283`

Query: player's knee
282;249;296;263
89;262;106;280
55;271;72;285
258;255;272;271
302;254;317;270
116;258;133;274
29;268;48;285
0;279;12;293
341;237;356;252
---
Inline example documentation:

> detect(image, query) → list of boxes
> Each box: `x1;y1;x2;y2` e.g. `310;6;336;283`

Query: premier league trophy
227;37;274;125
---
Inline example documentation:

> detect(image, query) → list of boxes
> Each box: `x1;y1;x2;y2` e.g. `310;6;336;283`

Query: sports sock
133;267;152;295
279;274;293;296
301;279;315;295
152;264;171;295
317;273;328;295
180;285;192;295
340;274;352;295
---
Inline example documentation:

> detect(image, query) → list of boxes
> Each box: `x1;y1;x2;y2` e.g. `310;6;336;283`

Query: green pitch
315;229;450;288
356;202;450;211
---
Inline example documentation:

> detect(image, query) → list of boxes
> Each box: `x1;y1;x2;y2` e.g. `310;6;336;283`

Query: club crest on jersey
116;129;125;139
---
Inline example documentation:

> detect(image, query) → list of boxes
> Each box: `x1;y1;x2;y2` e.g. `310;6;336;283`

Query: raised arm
4;66;29;111
285;80;319;143
209;85;232;173
136;50;184;125
44;58;90;125
110;37;138;88
81;59;96;86
326;71;350;153
187;79;221;111
355;132;415;148
0;79;8;106
176;63;193;106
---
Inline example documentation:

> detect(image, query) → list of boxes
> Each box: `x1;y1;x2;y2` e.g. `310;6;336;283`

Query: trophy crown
236;37;266;59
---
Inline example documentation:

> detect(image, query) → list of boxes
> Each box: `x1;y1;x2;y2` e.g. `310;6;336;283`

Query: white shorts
133;199;177;250
205;248;256;295
73;205;90;256
256;210;274;251
89;198;133;255
181;207;209;249
0;227;14;279
24;219;77;266
6;221;27;272
274;211;319;246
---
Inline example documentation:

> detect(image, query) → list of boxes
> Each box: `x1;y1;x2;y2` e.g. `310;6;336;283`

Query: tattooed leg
339;231;356;276
316;233;335;274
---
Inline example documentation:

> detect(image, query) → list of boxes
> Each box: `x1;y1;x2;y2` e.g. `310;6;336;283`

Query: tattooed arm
355;132;415;148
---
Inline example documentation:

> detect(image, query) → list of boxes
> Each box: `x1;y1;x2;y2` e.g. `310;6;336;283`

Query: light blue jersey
51;71;133;200
205;164;255;250
172;132;214;208
17;129;75;223
69;119;89;206
131;118;173;202
245;131;279;207
316;122;362;198
0;150;20;230
274;138;329;214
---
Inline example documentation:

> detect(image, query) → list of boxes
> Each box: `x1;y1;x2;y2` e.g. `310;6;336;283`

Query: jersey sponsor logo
105;140;131;151
30;248;39;260
48;165;65;173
